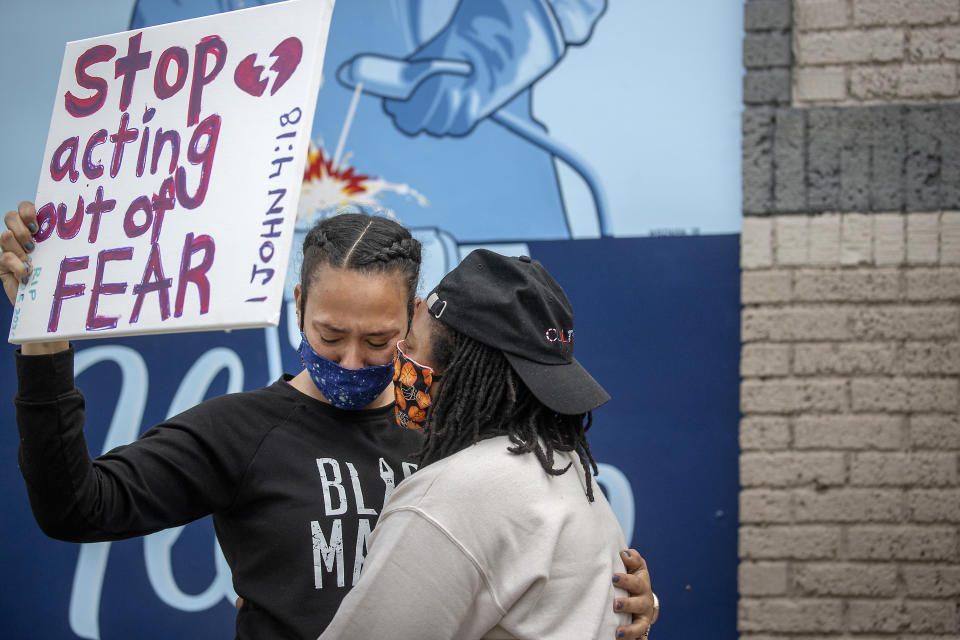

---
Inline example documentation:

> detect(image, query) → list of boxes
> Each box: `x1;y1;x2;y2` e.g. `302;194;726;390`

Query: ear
403;296;423;338
294;284;302;329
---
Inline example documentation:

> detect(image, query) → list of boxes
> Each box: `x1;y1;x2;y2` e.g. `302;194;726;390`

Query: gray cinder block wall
739;1;960;637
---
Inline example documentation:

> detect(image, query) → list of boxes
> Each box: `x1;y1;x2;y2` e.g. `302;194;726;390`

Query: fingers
613;552;652;602
0;228;30;269
235;596;244;610
6;202;39;254
611;590;655;639
621;549;648;573
0;230;33;288
2;201;39;272
611;584;654;615
0;244;31;279
624;550;658;624
18;201;39;234
1;202;40;306
613;550;656;639
0;248;31;307
614;618;651;640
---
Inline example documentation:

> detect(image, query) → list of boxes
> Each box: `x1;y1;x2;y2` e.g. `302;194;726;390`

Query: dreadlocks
417;322;600;502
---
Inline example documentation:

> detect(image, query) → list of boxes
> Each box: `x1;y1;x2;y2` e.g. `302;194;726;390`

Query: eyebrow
364;329;398;337
314;321;398;337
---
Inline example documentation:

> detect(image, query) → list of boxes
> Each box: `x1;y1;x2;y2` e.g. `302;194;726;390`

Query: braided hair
418;321;600;502
299;213;421;330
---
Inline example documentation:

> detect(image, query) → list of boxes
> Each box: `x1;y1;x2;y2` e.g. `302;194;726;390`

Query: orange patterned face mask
393;340;436;431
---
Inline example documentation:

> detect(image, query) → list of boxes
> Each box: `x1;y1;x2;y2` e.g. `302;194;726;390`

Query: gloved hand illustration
343;0;604;137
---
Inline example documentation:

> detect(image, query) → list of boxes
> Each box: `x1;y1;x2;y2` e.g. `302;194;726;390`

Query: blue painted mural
0;1;743;638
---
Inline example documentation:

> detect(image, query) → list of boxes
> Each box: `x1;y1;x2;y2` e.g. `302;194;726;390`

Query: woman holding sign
2;201;657;640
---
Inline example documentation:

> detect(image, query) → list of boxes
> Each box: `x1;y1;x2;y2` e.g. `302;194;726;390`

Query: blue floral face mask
298;332;396;410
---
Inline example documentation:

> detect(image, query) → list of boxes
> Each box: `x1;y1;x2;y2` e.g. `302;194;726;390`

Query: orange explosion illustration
298;143;429;222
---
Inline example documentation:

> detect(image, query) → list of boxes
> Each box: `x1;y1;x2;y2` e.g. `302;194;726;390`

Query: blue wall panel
0;234;739;639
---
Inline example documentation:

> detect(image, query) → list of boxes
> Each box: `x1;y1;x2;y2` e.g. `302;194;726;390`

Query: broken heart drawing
234;36;303;97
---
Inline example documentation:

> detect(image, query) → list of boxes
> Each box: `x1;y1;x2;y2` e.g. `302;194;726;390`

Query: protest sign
9;0;334;343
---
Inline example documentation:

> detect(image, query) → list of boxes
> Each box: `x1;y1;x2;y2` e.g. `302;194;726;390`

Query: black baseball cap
424;249;610;414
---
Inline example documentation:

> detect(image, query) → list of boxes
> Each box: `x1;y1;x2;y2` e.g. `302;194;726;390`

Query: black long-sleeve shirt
14;346;423;639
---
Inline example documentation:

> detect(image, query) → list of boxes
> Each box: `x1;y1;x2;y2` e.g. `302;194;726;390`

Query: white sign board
10;0;334;343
